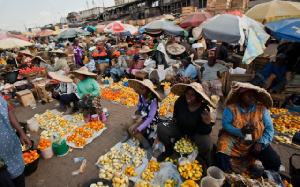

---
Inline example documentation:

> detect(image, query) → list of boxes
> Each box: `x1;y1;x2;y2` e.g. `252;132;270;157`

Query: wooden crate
225;70;255;93
251;55;275;71
35;84;53;103
196;47;205;59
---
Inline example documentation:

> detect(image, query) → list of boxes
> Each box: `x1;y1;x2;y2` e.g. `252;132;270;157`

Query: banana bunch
141;169;155;181
89;182;109;187
274;135;292;144
178;160;203;181
71;113;85;123
165;157;177;164
112;159;124;172
135;147;146;157
99;165;114;180
148;160;161;172
180;180;199;187
133;156;143;167
128;147;137;155
121;143;131;151
108;147;121;159
135;181;151;187
174;138;198;154
112;172;129;187
97;155;111;165
120;152;132;164
164;179;177;187
124;166;138;177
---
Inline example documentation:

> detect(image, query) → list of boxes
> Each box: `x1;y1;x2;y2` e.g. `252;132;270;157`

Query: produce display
66;121;105;147
99;165;114;180
19;67;45;74
178;160;203;181
158;93;179;116
112;172;129;187
273;115;300;135
269;108;290;115
101;84;139;107
224;173;280;187
23;150;39;165
141;169;155;181
124;166;138;177
165;157;177;164
89;182;109;187
40;130;53;140
164;179;177;187
147;160;161;172
37;138;52;150
180;180;199;187
174;138;198;154
135;181;151;187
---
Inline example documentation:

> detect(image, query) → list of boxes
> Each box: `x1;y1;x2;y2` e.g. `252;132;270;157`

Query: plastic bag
72;159;87;175
53;137;63;146
187;150;198;163
151;162;182;187
263;170;285;187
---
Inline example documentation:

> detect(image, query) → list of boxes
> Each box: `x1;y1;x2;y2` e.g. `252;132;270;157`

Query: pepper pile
19;67;44;74
37;138;52;150
23;150;39;165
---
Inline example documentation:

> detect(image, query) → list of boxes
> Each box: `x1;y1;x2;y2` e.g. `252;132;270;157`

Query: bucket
24;150;41;176
200;176;220;187
108;79;114;85
91;114;99;121
40;145;53;159
52;140;69;156
124;81;128;87
207;166;225;186
104;80;109;85
5;70;19;84
211;95;220;106
164;88;171;96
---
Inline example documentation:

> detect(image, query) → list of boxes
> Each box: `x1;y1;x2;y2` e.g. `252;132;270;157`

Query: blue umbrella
139;23;151;34
265;18;300;42
82;26;97;33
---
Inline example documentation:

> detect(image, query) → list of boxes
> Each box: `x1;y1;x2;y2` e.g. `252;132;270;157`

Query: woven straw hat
139;45;153;54
171;82;215;107
49;70;73;83
72;67;97;80
49;49;68;57
225;81;273;108
166;43;186;55
31;56;48;64
18;49;33;57
128;79;162;102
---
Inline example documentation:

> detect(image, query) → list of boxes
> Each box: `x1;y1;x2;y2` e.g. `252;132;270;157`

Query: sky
0;0;115;32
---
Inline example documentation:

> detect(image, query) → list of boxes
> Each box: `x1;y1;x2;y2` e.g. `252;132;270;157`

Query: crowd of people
0;32;289;187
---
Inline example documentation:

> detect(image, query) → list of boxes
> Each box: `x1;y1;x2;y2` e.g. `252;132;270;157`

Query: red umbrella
103;22;126;33
180;12;212;28
0;31;29;41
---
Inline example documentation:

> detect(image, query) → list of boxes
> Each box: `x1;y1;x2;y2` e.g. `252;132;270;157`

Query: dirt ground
11;43;297;187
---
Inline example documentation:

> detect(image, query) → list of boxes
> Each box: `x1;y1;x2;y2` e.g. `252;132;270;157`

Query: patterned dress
217;103;265;170
137;95;159;145
0;96;24;179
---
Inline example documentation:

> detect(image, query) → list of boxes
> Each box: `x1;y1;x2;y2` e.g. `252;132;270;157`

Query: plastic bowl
82;178;112;187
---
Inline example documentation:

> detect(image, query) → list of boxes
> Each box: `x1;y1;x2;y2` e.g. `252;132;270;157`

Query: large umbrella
36;29;54;37
0;31;29;41
22;31;36;37
82;26;97;33
95;25;106;33
103;21;126;33
119;24;138;36
53;28;90;40
143;19;187;36
0;38;33;49
192;12;269;45
245;1;300;24
180;12;212;28
265;18;300;42
52;28;67;36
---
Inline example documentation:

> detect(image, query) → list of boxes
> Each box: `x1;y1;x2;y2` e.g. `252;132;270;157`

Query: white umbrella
0;38;33;49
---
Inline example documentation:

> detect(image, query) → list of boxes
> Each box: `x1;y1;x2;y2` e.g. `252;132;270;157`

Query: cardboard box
16;89;36;107
225;70;255;93
35;84;53;103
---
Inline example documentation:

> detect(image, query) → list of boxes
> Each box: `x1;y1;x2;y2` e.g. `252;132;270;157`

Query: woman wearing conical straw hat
216;82;281;174
156;82;215;166
120;79;161;160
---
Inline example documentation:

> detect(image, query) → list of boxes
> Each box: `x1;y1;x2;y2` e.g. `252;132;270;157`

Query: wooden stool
271;93;286;107
134;72;148;80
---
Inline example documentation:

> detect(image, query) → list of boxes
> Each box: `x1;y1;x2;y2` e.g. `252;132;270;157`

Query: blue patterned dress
0;96;24;179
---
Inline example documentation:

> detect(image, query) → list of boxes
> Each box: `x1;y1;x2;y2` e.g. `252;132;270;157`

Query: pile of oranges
37;139;52;150
273;115;300;135
83;121;105;131
159;93;179;116
23;150;39;165
101;86;139;107
269;108;290;115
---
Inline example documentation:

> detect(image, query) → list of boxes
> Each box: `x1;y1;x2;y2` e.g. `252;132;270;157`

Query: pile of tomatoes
23;150;40;165
37;138;52;150
19;67;45;74
127;49;139;55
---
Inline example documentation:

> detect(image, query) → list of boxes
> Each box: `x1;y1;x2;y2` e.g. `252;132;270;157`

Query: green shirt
77;77;101;99
53;58;68;71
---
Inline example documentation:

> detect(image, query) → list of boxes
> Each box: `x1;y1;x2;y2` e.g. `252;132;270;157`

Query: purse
290;153;300;186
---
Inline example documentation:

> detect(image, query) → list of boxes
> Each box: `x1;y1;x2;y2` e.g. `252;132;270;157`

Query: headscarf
133;54;140;59
106;43;111;49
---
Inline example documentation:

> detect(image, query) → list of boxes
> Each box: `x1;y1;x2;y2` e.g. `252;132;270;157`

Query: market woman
120;79;161;160
126;54;143;77
157;82;215;166
73;40;83;66
49;49;70;74
72;67;103;122
216;81;281;174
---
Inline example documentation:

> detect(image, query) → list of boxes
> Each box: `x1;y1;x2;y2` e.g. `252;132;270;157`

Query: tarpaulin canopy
143;20;187;36
180;12;212;28
53;28;90;40
0;38;33;49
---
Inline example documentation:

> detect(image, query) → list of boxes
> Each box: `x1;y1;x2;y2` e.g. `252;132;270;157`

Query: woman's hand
251;142;263;155
132;128;139;135
241;124;256;134
201;109;211;125
19;133;32;149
